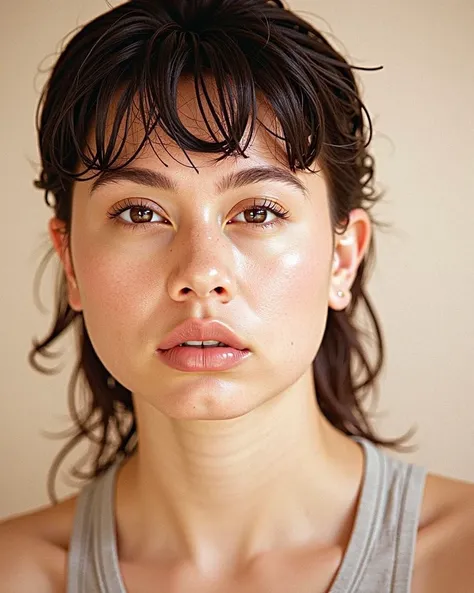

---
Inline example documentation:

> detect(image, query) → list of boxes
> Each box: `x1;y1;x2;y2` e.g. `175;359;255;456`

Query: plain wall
1;0;473;519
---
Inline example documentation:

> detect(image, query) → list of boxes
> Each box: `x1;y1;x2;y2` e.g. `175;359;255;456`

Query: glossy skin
2;79;473;592
1;471;474;593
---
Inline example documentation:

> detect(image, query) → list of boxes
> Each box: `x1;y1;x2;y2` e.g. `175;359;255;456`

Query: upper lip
157;319;249;351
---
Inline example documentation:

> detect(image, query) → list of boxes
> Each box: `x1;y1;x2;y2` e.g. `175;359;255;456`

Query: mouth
156;342;251;372
157;319;249;352
174;340;233;349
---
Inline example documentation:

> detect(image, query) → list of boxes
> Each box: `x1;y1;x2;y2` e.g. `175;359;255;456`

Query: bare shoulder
0;495;78;593
413;471;474;593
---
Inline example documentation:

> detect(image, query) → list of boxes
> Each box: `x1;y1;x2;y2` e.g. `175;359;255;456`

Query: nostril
179;286;226;297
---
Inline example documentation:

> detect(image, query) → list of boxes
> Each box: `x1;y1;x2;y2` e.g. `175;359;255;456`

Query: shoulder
0;495;79;593
413;471;474;593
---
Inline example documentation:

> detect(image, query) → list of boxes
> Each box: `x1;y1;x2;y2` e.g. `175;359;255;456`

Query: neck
116;370;364;577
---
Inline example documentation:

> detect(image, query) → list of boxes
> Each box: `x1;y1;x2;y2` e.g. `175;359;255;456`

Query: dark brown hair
29;0;415;502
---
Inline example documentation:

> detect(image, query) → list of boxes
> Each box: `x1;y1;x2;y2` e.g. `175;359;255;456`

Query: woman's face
50;79;367;420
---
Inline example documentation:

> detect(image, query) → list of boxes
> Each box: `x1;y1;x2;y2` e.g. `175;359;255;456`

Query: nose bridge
167;218;235;302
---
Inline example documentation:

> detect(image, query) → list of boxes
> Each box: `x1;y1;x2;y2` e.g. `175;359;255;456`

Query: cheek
251;249;328;311
245;231;332;363
72;232;162;362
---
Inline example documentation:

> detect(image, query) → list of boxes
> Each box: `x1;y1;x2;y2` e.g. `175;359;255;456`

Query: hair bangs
37;0;375;189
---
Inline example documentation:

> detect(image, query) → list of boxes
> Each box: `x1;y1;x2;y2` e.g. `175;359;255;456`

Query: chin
152;378;262;421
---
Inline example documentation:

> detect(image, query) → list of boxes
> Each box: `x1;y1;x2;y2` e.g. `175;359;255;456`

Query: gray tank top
67;436;427;593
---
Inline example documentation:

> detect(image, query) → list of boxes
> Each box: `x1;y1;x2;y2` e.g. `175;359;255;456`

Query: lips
157;319;249;352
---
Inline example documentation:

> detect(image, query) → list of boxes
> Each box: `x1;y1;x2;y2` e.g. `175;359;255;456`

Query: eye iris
130;206;153;223
244;208;266;224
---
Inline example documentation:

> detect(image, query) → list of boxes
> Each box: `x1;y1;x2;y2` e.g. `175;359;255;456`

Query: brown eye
128;206;154;223
107;199;165;228
230;199;290;231
243;208;268;224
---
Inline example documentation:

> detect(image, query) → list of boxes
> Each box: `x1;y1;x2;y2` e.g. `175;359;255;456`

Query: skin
1;78;474;592
57;78;370;574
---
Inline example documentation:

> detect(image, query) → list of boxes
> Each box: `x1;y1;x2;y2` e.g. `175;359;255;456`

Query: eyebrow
89;165;309;199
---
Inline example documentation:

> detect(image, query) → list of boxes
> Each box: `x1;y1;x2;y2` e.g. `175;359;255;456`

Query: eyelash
106;197;291;232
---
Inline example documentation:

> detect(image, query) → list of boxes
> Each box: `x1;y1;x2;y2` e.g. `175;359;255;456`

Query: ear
328;208;372;311
48;217;83;312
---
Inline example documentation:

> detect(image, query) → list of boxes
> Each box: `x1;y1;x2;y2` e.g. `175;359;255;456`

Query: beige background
1;0;473;520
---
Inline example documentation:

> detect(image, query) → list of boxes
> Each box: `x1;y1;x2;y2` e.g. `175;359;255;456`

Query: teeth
179;340;228;347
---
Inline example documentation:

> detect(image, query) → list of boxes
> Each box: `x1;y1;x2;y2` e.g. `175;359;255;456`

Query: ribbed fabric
67;436;427;593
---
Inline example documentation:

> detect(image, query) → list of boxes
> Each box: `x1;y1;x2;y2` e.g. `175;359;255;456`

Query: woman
1;0;473;591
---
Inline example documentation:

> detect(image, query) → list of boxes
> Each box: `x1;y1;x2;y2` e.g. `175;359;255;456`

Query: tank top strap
328;435;391;593
331;436;427;593
94;459;128;593
67;478;95;593
67;460;126;593
390;462;427;592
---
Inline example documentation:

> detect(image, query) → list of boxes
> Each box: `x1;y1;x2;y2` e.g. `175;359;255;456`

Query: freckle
291;341;294;346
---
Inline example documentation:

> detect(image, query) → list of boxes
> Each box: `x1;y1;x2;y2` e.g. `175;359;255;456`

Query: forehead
81;75;291;170
76;75;327;201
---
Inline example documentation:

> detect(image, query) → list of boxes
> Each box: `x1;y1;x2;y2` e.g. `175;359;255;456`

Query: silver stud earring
107;375;116;389
337;290;345;298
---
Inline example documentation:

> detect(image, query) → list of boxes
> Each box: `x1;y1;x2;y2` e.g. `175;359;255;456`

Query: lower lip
157;346;251;372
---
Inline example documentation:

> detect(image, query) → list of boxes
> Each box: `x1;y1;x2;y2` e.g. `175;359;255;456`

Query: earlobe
48;217;83;312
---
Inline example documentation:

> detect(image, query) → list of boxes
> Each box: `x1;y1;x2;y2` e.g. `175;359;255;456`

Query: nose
166;231;236;304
